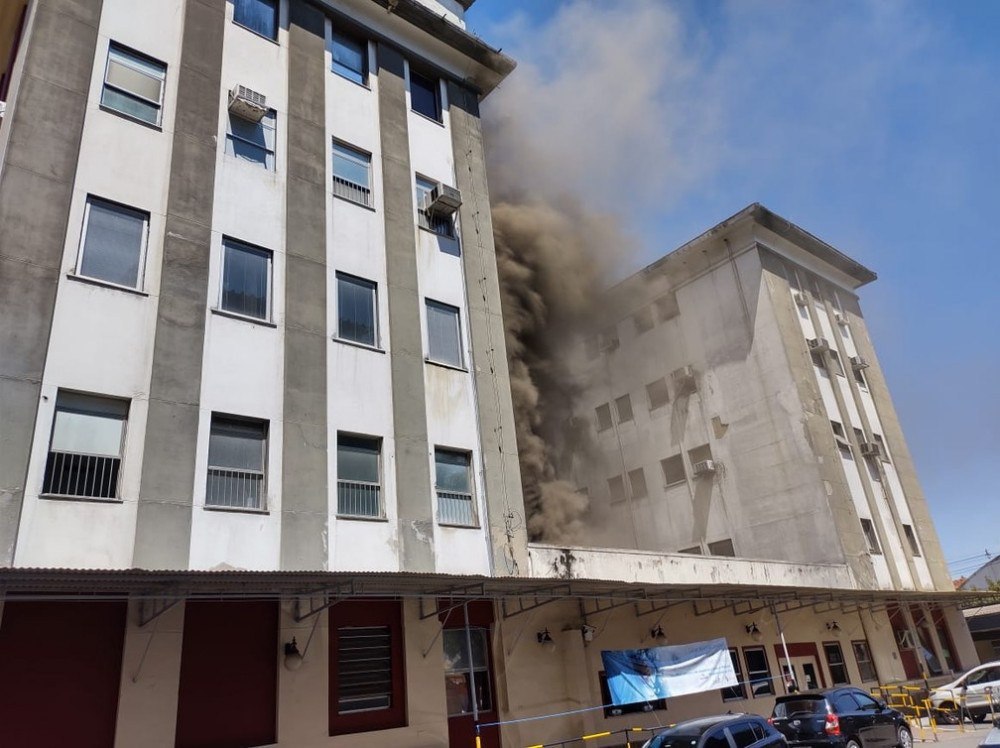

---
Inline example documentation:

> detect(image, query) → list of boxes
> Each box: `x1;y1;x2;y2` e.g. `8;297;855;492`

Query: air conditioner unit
834;311;848;325
808;337;830;353
860;442;884;460
793;292;808;307
850;356;870;370
425;184;462;216
693;460;716;477
671;365;697;393
228;85;267;122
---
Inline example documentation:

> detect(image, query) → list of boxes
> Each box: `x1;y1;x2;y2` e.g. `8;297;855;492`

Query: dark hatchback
769;689;912;748
643;714;787;748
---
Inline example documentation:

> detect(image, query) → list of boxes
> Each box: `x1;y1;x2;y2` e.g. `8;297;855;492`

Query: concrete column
447;81;529;576
133;0;226;570
279;0;328;571
0;0;104;565
377;43;435;572
942;605;980;670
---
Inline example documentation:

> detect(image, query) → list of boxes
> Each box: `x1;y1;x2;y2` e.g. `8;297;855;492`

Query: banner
601;637;736;705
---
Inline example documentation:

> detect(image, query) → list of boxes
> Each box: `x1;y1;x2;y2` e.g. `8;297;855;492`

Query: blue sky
467;0;999;577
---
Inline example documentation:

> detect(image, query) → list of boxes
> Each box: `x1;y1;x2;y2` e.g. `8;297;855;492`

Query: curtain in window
234;0;277;39
222;242;269;319
426;301;461;366
337;276;375;345
81;200;146;288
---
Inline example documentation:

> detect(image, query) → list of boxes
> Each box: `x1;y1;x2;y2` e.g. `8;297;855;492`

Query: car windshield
648;732;702;748
773;698;827;718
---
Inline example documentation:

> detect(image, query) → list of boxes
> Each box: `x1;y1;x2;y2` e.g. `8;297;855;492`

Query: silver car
929;661;1000;723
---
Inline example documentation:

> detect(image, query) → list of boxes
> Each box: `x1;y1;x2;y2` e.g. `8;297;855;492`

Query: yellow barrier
581;732;611;741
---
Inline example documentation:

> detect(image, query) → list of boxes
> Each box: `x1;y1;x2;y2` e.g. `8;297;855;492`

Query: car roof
659;714;760;734
776;687;860;700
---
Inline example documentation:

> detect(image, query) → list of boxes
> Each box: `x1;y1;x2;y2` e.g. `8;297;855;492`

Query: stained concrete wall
448;81;529;576
0;0;103;566
133;0;226;570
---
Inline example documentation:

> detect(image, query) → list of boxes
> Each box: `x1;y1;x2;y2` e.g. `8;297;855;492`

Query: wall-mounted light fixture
581;624;597;642
745;622;763;642
536;628;555;646
284;637;304;671
826;621;841;634
650;625;667;641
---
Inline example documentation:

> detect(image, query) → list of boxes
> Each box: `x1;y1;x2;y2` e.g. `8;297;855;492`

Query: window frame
434;447;477;527
742;646;775;697
336;432;383;519
595;404;613;432
415;175;456;238
860;518;882;555
823;642;850;685
721;647;748;702
646;378;670;411
627;467;648;499
335;272;379;348
443;627;493;717
331;28;368;85
425;299;464;369
205;413;269;512
332;139;373;208
218;237;273;322
902;524;921;557
851;640;877;682
329;600;406;735
42;391;129;501
225;108;277;170
607;474;626;504
409;67;442;122
101;42;167;127
232;0;279;41
76;195;151;291
661;454;687;487
614;394;634;424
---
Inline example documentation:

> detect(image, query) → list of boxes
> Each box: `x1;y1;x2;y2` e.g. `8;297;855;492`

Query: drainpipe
771;603;795;692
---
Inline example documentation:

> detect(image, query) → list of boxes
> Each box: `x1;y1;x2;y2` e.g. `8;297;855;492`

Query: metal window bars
333;175;372;207
437;489;475;526
205;466;264;510
337;479;382;518
418;208;454;238
42;450;121;499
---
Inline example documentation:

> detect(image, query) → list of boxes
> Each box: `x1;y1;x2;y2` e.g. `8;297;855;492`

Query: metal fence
42;450;120;499
206;467;264;510
437;490;475;526
337;479;382;518
333;175;372;208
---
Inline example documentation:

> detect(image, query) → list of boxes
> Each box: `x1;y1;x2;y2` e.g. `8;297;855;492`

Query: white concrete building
0;3;983;747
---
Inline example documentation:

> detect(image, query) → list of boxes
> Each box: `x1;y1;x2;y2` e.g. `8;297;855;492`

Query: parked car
929;661;1000;723
769;688;911;748
642;714;787;748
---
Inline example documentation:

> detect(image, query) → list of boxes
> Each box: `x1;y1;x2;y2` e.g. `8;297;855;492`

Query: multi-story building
0;2;982;747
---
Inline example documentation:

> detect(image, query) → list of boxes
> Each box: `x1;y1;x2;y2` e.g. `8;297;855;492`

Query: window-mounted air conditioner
808;337;830;353
671;365;697;394
860;442;884;460
693;460;716;477
834;311;848;325
228;85;267;122
425;184;462;216
793;292;808;307
850;355;870;370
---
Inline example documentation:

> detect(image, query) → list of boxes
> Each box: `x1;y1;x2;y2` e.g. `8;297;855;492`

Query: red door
888;606;920;679
441;602;501;748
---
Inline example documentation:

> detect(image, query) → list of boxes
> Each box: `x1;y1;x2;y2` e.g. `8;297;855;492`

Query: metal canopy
1;568;995;613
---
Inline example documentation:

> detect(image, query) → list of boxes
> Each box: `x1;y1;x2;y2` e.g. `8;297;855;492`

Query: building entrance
441;602;501;748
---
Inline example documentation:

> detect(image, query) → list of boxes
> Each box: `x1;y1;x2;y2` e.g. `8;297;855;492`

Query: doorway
774;643;826;692
441;601;501;748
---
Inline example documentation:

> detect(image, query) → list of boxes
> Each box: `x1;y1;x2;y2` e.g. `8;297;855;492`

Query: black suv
769;688;912;748
643;714;787;748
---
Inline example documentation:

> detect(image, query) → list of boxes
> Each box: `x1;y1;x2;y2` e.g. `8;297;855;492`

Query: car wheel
934;703;960;725
846;738;862;748
897;726;912;748
973;713;988;724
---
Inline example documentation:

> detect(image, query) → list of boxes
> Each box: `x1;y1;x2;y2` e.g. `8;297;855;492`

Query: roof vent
228;85;267;122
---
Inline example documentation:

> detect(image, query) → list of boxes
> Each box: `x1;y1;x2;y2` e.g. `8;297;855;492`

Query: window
703;730;729;748
42;392;128;499
829;350;846;376
721;648;747;701
600;327;620;352
425;300;463;367
101;43;166;126
329;601;405;735
743;646;774;696
595;404;612;432
832;692;861;713
824;642;849;685
860;518;882;555
415;176;454;237
852;691;882;711
661;455;686;487
206;415;267;510
332;141;372;207
689;443;713;466
655;292;679;322
633;306;654;334
708;539;736;557
614;394;633;423
233;0;278;40
607;475;626;504
810;350;826;370
409;68;441;121
598;671;666;717
902;524;921;557
646;378;669;410
628;468;648;499
853;365;867;388
219;239;272;320
851;642;874;683
337;434;381;518
332;29;367;84
874;434;890;462
679;546;702;554
831;421;846;438
435;448;475;526
728;723;758;748
225;108;276;170
77;197;149;289
443;628;492;716
337;274;378;346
